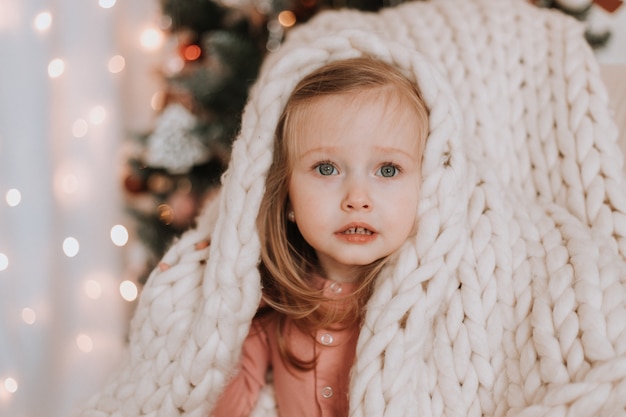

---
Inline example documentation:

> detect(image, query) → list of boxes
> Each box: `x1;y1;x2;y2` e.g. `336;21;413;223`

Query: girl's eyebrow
373;146;419;161
298;145;418;161
297;146;338;158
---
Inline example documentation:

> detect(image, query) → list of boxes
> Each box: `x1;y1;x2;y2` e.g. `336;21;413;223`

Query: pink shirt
212;279;359;417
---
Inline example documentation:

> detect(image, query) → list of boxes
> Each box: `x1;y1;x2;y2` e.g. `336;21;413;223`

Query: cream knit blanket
78;0;626;416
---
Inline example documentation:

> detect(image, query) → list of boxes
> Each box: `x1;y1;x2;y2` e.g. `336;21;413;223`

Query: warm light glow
5;188;21;207
84;280;102;300
63;237;80;257
140;28;164;50
4;377;18;394
150;91;165;111
21;308;36;325
98;0;117;8
164;56;184;75
89;106;106;125
110;224;129;247
158;204;174;225
61;174;79;194
183;45;202;61
72;119;89;138
108;55;125;73
34;12;52;32
119;280;138;302
278;10;297;28
0;253;8;271
48;58;65;78
76;334;93;352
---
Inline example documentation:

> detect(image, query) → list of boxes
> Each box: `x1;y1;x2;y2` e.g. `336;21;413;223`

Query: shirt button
321;386;334;399
328;282;342;293
319;333;334;345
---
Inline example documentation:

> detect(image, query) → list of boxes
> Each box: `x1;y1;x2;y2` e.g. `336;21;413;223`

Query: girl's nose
341;179;372;211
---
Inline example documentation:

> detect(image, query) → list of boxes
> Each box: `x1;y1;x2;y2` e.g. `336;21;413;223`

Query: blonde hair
256;56;429;369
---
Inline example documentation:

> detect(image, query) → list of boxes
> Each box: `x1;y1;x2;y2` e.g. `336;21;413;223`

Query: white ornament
145;103;211;174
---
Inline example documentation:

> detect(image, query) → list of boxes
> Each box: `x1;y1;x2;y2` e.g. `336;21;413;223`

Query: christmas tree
123;0;619;284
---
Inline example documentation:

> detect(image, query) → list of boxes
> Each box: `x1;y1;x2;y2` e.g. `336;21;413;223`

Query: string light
3;378;18;394
183;45;201;61
139;27;164;50
84;280;102;300
72;119;89;138
0;253;8;271
33;12;52;32
278;10;296;28
58;173;79;195
21;308;36;325
47;58;65;78
98;0;117;9
5;189;21;207
110;225;129;247
76;334;93;353
119;280;138;302
62;237;80;258
108;55;125;73
150;91;166;111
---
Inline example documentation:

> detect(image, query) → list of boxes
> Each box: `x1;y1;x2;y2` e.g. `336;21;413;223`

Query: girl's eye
377;164;398;178
316;163;337;176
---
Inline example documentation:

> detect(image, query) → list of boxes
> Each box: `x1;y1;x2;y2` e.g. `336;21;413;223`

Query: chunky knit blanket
79;0;626;416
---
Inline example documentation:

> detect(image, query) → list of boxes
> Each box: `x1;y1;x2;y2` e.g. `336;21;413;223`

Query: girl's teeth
345;227;372;235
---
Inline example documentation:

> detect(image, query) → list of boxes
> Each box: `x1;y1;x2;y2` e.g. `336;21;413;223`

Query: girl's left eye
316;163;338;176
377;164;399;177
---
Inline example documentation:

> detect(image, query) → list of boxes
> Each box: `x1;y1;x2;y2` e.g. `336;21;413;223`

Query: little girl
212;57;429;417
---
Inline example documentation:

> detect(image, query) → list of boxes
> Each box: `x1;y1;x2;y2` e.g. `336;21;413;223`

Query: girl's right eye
316;163;337;176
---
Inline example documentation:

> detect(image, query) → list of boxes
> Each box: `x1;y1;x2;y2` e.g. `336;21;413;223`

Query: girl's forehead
283;82;428;163
288;90;424;157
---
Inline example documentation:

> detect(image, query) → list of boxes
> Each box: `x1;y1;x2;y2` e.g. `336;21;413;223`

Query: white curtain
0;1;162;416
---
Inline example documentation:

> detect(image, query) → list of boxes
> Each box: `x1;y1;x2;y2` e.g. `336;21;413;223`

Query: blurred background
0;1;624;416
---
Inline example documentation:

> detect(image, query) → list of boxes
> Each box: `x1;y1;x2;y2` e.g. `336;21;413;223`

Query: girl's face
288;89;424;284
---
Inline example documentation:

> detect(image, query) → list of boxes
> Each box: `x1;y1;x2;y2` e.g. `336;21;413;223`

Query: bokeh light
21;308;36;325
150;91;166;111
183;45;201;61
110;224;129;247
84;280;102;300
278;10;296;27
6;188;21;207
140;27;164;50
98;0;116;9
72;119;89;138
76;334;93;352
119;280;138;302
4;377;18;394
108;55;125;73
48;58;65;78
61;174;79;194
63;237;80;257
33;12;52;32
0;253;8;271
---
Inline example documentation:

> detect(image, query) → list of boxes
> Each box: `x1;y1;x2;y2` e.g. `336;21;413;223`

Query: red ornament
124;173;147;194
